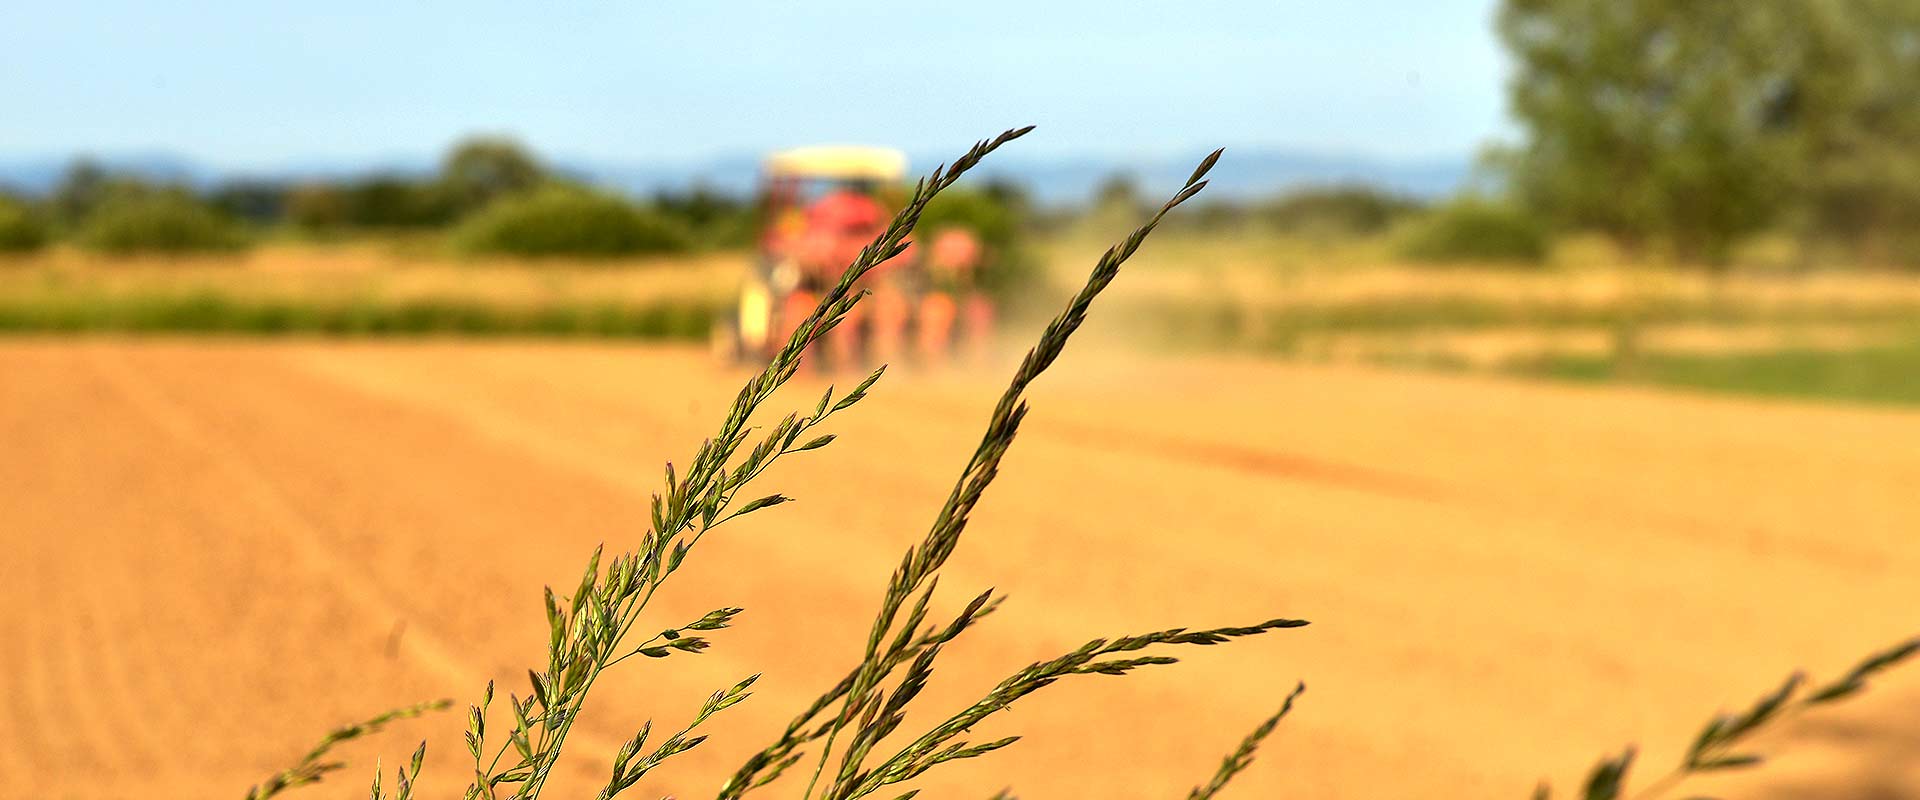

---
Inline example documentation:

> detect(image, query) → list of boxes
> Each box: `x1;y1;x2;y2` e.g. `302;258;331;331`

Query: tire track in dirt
1046;415;1449;501
0;569;55;778
78;348;489;697
278;344;930;608
78;344;637;767
885;379;1903;578
880;387;1451;503
25;563;120;776
0;629;29;780
48;587;132;778
285;350;660;499
68;561;169;775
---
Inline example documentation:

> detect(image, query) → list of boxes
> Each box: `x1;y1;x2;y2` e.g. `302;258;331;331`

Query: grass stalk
1187;682;1307;800
242;699;449;800
755;148;1316;800
1535;636;1920;800
452;126;1034;800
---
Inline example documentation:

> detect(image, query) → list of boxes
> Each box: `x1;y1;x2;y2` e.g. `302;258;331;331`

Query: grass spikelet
1188;681;1307;800
243;699;450;800
447;127;1032;800
751;147;1313;800
1534;634;1920;800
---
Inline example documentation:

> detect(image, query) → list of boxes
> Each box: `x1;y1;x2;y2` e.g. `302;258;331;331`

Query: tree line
0;138;756;257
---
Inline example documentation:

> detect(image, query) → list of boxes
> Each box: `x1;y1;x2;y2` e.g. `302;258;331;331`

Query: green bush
76;192;247;255
654;186;755;248
1261;185;1421;238
343;178;459;228
207;180;292;224
453;186;692;258
0;196;51;253
1397;196;1549;264
440;136;546;215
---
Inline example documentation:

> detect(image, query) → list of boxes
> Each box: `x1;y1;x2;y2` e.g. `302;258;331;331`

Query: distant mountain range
0;147;1472;205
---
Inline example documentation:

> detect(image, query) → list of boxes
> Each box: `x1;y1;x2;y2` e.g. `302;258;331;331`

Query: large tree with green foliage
1777;0;1920;265
1498;0;1920;267
1498;0;1791;264
440;136;547;214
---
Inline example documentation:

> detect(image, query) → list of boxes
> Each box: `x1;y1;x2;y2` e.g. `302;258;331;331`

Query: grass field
1509;339;1920;407
4;339;1917;798
1040;231;1920;405
0;243;736;337
7;235;1920;406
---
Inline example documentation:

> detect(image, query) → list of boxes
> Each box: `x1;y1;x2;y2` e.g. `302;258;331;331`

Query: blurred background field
8;219;1920;405
0;242;734;339
6;0;1919;409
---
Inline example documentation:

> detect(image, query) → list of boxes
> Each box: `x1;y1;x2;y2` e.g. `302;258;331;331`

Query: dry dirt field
2;339;1917;799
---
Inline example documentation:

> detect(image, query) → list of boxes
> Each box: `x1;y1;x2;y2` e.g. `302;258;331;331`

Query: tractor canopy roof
763;146;908;183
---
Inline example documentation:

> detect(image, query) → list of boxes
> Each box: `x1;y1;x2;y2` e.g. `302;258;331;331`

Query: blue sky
1;1;1510;168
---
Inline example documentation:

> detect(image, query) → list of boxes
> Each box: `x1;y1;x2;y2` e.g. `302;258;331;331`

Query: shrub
1168;198;1252;232
283;183;352;231
453;186;692;258
207;180;292;224
342;177;459;228
282;177;459;231
49;159;117;226
654;185;755;249
1261;184;1421;238
76;192;247;255
1397;195;1550;264
0;196;51;253
440;136;547;215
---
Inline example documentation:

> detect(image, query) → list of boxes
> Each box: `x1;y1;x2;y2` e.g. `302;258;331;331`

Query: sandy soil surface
2;339;1916;799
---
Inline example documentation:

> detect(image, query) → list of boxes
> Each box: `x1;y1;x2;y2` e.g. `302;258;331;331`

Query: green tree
1775;0;1920;266
1497;0;1797;262
1498;0;1793;266
1398;195;1549;265
452;185;690;258
440;136;546;214
50;160;129;227
77;191;247;255
0;195;51;253
284;183;350;230
346;177;457;228
1091;172;1144;216
654;184;753;247
1260;185;1421;238
207;179;290;224
1499;0;1920;268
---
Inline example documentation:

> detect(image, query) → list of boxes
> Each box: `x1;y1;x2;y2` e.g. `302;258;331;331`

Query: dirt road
2;340;1916;799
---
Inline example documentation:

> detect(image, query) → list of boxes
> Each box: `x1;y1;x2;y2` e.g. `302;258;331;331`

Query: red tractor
711;146;992;371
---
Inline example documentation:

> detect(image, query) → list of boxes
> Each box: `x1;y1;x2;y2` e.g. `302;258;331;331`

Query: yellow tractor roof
763;146;908;182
